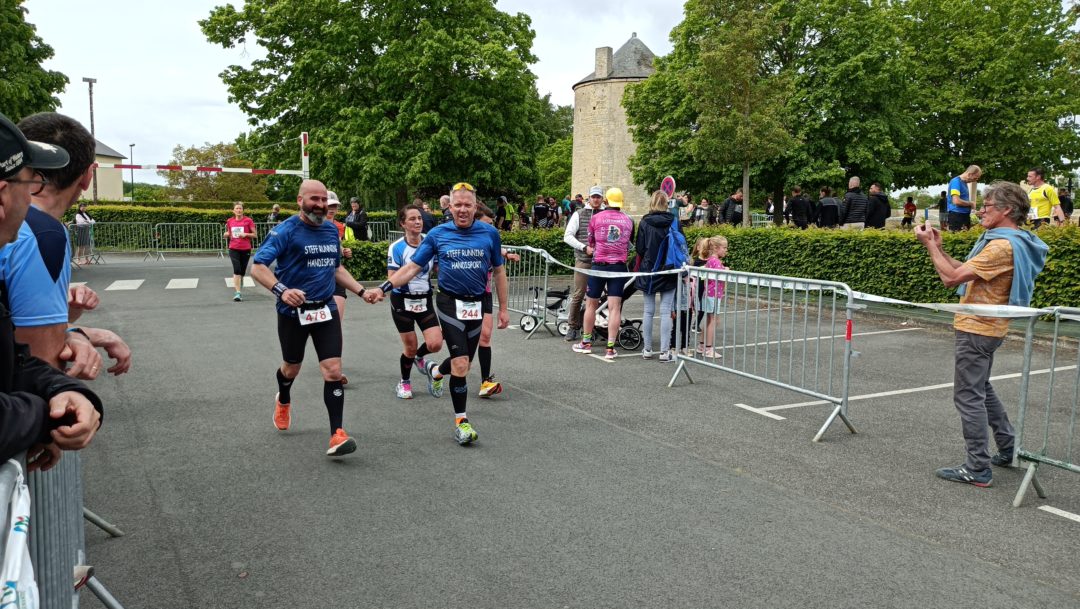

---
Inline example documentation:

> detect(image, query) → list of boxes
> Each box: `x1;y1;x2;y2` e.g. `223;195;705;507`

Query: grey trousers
567;259;591;330
954;330;1015;472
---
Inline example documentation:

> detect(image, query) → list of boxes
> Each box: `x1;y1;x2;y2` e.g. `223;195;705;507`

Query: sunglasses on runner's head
451;182;475;193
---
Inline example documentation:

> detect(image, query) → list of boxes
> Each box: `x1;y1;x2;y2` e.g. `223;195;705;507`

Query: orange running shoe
327;428;357;457
273;392;291;431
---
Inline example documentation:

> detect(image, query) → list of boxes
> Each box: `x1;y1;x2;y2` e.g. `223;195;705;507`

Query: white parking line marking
105;280;144;291
734;403;786;421
224;277;256;288
166;278;199;289
754;365;1078;413
1038;505;1080;524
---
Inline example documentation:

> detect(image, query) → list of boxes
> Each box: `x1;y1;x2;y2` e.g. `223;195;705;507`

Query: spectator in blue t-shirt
946;165;982;231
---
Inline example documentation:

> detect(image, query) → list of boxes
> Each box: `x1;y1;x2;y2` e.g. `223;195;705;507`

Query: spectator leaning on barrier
915;181;1048;488
865;182;891;229
635;190;681;362
840;176;868;229
562;185;604;343
10;112;132;379
0;111;103;469
946;165;982;231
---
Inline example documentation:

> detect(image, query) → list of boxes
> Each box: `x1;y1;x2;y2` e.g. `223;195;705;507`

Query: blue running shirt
253;215;342;316
0;206;71;327
387;235;434;295
947;176;971;215
410;221;503;297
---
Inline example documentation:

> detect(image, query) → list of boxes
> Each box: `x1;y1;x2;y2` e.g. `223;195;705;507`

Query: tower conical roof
573;34;656;88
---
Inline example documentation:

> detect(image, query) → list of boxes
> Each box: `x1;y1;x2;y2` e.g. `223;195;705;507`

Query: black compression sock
400;354;414;380
324;380;345;432
478;345;492;380
438;358;452;377
276;369;294;404
416;343;431;359
449;375;468;417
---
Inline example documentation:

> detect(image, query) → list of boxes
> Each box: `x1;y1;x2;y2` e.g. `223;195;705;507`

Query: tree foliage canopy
160;142;269;202
625;0;1080;201
0;2;68;121
201;0;546;202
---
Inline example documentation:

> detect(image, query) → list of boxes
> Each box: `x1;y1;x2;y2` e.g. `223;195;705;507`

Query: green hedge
342;224;1080;308
63;205;400;225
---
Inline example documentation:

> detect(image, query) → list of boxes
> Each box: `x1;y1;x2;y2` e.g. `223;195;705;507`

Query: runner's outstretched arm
363;262;422;303
334;265;366;297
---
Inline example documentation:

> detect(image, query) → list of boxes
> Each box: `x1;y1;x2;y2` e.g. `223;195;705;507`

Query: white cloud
22;0;683;185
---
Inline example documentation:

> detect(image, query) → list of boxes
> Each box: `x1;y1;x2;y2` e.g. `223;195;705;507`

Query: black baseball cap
0;112;69;180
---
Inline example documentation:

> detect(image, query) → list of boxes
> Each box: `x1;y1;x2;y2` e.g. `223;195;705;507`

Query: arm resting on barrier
79;327;131;375
0;391;52;462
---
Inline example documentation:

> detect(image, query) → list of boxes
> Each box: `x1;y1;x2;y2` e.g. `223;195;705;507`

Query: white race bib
297;305;332;326
231;226;243;238
404;298;428;313
455;299;481;321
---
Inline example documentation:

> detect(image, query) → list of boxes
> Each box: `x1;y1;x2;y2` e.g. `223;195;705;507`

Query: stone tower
572;34;656;217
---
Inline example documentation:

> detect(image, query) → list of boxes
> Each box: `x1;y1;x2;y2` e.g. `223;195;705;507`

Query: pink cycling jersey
587;209;634;264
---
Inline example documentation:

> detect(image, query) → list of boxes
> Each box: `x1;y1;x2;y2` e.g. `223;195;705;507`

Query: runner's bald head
299;179;327;200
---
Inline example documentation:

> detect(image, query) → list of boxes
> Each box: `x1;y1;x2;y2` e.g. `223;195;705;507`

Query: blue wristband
272;282;288;298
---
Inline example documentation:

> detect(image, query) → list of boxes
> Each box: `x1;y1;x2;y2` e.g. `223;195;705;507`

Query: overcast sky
23;1;683;184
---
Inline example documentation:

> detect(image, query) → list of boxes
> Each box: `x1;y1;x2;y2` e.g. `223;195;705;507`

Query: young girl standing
699;236;728;358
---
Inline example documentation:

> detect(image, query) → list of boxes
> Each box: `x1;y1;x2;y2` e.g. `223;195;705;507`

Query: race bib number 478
297;305;332;326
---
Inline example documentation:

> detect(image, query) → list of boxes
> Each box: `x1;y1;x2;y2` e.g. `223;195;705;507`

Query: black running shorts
277;308;342;364
229;248;251;277
390;292;439;334
435;291;483;360
481;292;493;315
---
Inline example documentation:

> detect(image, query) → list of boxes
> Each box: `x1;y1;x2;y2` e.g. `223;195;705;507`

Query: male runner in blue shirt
252;179;367;458
365;182;509;445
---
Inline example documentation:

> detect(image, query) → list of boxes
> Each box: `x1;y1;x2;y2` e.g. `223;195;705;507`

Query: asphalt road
68;255;1080;608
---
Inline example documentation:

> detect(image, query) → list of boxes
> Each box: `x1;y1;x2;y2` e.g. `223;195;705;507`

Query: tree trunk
742;161;751;228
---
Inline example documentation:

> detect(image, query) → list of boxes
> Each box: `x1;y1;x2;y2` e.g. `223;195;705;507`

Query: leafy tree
537;136;572;197
0;1;68;121
686;0;796;226
201;0;545;205
894;0;1080;185
123;181;181;201
159;142;269;202
535;94;573;145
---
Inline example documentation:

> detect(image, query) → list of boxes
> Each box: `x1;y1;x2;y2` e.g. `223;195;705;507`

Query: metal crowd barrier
669;266;858;442
368;221;390;242
387;230;405;243
1012;308;1080;507
152;223;226;259
499;246;564;339
67;222;156;263
0;452;128;609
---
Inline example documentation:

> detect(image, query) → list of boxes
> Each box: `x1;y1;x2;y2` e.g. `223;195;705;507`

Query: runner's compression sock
416;343;431;359
581;332;592;344
324;380;345;432
607;341;615;349
437;358;452;378
277;369;294;404
450;375;468;417
400;354;414;381
478;345;492;379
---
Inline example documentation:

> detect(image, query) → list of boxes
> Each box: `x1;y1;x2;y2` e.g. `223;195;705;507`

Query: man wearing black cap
0;112;103;468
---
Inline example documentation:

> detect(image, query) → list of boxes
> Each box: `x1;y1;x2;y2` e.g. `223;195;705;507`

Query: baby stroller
559;277;643;351
519;286;570;333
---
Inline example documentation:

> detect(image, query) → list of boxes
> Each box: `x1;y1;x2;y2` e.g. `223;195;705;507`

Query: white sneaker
396;380;413;399
642;349;655;360
659;351;674;363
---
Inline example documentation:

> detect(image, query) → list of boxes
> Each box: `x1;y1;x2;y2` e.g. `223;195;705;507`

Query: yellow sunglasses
451;182;475;193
